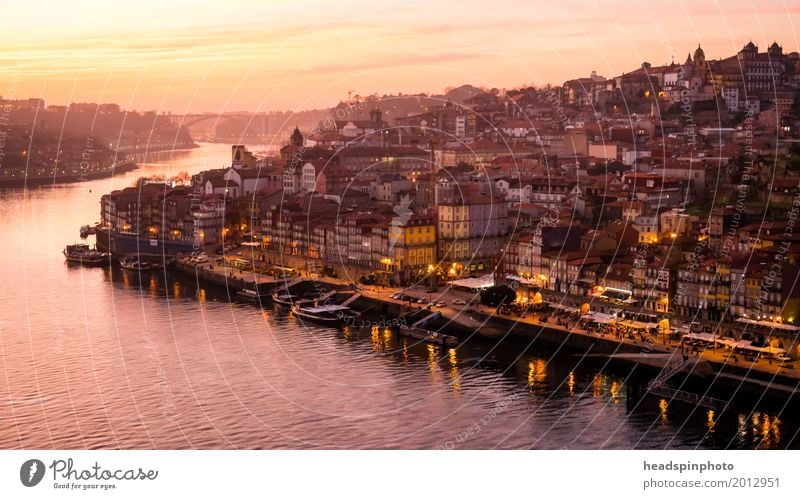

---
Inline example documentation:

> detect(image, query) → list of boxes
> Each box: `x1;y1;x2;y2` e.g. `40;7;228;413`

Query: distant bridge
165;112;294;142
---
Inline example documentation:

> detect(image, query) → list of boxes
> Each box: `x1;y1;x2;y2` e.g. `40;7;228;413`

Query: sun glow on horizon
0;0;797;113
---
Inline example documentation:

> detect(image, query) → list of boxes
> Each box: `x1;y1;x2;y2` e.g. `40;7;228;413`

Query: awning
735;318;800;332
450;274;495;290
618;320;654;330
581;312;617;324
683;332;716;343
550;303;579;312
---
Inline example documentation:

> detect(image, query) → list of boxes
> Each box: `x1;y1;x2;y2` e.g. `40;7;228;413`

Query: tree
480;285;517;308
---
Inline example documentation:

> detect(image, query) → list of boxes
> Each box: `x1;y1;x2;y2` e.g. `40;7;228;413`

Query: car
435;300;447;306
776;354;793;362
416;298;427;304
452;299;467;305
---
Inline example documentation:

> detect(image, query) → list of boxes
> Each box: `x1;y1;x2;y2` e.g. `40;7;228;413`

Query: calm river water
0;142;795;449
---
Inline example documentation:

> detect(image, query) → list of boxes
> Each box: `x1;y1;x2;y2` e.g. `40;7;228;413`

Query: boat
79;225;97;238
237;287;272;303
398;325;459;346
292;304;361;325
63;244;110;267
272;293;304;309
119;256;157;271
273;289;336;310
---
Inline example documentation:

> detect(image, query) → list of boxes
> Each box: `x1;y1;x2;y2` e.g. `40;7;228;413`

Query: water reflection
527;359;547;387
370;326;380;352
659;399;669;423
706;409;716;435
447;348;461;393
426;344;442;385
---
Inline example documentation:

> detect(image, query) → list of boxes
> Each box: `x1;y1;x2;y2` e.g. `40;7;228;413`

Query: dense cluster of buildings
98;42;800;328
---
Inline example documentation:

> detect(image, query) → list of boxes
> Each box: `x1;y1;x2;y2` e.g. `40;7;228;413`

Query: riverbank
162;254;800;407
353;283;800;406
0;142;199;189
0;160;137;188
172;256;281;292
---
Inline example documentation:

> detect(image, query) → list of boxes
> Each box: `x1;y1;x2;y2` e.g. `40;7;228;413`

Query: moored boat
119;256;158;271
237;287;272;303
63;244;110;267
273;291;333;309
272;293;303;309
398;325;459;346
79;225;97;238
292;304;360;325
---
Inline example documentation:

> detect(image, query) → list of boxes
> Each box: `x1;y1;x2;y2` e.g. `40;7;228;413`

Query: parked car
416;298;427;304
435;300;447;307
452;299;467;305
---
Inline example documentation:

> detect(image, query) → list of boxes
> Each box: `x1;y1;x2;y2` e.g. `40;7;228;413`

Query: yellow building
389;213;436;282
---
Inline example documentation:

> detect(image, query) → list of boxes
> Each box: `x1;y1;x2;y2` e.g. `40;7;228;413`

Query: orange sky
0;0;797;113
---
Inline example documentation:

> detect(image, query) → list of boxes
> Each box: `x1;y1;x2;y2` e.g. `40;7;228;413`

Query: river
0;142;794;449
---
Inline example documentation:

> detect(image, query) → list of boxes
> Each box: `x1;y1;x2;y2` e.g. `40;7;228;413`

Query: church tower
693;44;707;80
290;126;303;147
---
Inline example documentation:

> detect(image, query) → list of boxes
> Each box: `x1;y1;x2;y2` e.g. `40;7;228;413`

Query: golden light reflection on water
750;412;781;449
447;348;461;392
588;373;622;403
370;326;381;352
737;414;747;444
172;281;181;298
567;371;575;396
527;358;547;387
342;326;352;341
197;288;207;302
609;381;621;404
427;344;442;384
592;374;603;398
149;275;157;296
706;409;716;434
401;339;409;362
659;399;669;422
382;328;392;351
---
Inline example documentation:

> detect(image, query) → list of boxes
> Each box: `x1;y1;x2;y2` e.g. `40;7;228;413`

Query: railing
647;385;729;411
646;356;730;411
648;357;690;388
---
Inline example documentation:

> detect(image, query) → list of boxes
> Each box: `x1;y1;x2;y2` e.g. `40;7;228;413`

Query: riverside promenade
173;254;280;291
171;252;800;399
351;283;800;397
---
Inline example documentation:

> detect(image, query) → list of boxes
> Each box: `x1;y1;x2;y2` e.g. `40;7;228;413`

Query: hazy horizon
0;0;797;114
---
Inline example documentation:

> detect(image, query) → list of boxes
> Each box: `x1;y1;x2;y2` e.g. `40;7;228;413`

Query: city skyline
0;0;797;114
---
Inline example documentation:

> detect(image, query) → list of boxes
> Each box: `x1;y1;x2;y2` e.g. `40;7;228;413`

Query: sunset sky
0;0;797;114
